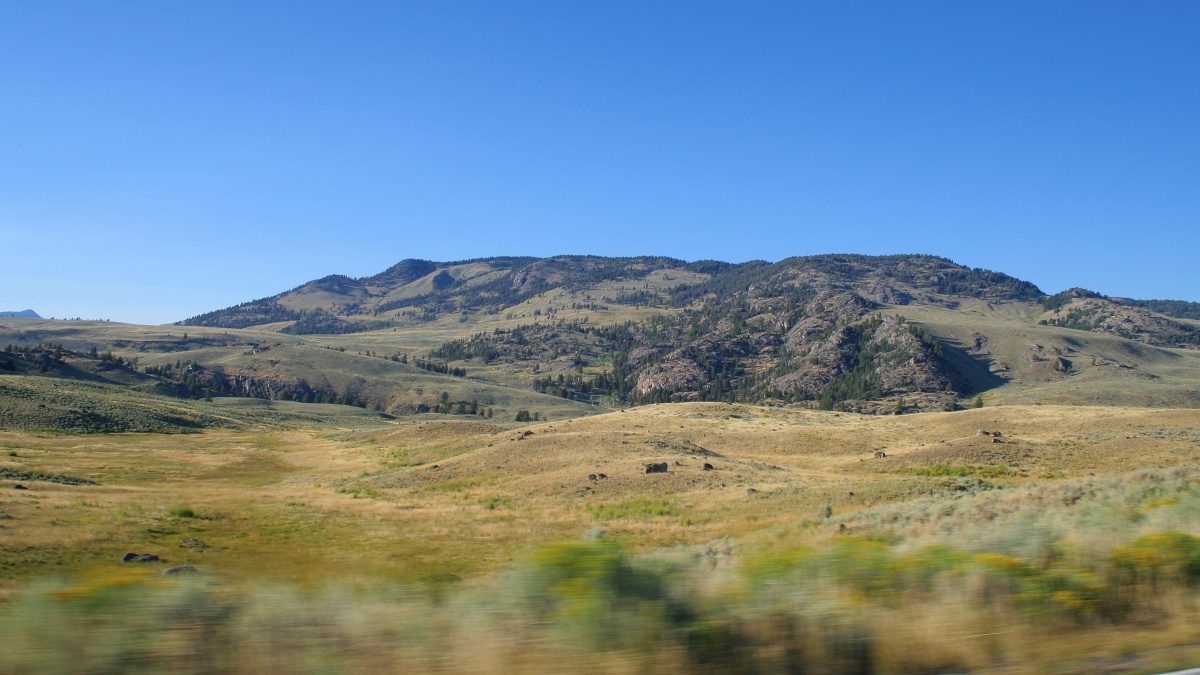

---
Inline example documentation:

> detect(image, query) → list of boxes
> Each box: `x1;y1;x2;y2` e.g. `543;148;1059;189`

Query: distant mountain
180;254;1044;332
176;254;1200;411
0;310;40;318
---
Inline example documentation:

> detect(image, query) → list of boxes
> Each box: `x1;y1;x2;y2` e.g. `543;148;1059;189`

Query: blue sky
2;2;1197;324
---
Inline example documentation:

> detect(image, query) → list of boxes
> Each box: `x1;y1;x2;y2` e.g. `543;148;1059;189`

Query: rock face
644;462;669;474
767;297;964;402
633;355;709;397
617;289;967;409
1042;293;1200;349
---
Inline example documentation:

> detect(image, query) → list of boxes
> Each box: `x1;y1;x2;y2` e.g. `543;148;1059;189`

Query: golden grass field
4;402;1197;591
2;401;1200;673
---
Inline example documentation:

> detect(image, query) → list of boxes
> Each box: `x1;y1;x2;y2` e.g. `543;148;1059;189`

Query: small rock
587;474;597;481
12;484;27;490
819;506;833;519
180;538;206;548
596;473;608;479
746;488;758;495
122;553;160;563
162;565;197;575
644;462;668;474
702;463;714;471
427;464;440;470
873;451;887;458
583;526;609;541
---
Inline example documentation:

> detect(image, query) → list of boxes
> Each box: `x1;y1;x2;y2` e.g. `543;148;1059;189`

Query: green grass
479;495;510;510
336;485;385;499
907;463;1019;478
588;498;679;522
166;507;196;518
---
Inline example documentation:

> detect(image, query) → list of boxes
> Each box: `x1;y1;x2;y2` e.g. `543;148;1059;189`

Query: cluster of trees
1116;297;1200;321
411;359;466;377
532;372;593;400
279;309;401;336
429;333;500;363
907;322;945;357
1043;288;1104;312
668;260;777;307
425;392;492;416
93;347;138;368
513;410;542;422
181;299;300;329
608;290;660;308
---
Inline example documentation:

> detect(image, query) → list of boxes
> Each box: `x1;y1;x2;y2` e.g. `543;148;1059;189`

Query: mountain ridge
169;253;1200;413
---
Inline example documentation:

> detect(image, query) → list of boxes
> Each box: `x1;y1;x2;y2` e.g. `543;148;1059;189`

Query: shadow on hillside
938;340;1007;395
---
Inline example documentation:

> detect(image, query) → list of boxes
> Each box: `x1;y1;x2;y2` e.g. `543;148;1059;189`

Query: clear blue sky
2;2;1197;324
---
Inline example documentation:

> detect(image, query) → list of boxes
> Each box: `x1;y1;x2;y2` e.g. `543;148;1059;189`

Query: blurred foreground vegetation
6;468;1200;674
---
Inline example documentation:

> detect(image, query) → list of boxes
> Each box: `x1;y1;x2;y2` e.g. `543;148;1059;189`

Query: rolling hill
165;253;1200;412
2;253;1198;431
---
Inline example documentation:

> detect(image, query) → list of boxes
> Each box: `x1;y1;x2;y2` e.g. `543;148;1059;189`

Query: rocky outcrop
633;353;709;397
1041;297;1199;349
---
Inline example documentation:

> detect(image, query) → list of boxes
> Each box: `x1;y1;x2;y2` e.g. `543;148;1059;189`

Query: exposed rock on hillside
633;355;709;397
1041;291;1199;349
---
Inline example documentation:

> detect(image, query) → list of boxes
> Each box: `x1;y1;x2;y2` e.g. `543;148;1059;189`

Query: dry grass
3;403;1197;593
2;401;1200;671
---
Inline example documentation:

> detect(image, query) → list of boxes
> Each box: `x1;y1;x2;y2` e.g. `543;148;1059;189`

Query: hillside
173;254;1197;409
181;254;1045;332
5;253;1200;416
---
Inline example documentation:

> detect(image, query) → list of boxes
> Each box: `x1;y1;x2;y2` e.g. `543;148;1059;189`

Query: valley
3;253;1200;674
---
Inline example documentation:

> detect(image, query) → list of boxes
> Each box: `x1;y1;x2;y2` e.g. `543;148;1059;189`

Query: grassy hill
156;254;1200;413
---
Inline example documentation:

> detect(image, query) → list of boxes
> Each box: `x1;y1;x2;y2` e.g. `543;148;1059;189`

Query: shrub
1111;531;1200;584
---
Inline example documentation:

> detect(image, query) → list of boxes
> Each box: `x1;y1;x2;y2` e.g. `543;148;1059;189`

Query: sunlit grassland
2;402;1200;672
3;403;1197;588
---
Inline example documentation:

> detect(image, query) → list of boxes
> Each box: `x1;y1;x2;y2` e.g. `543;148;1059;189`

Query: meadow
3;401;1200;673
